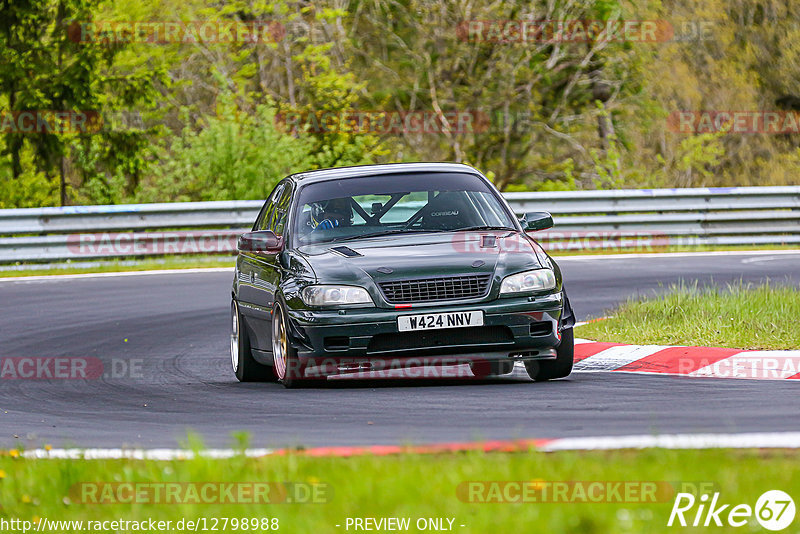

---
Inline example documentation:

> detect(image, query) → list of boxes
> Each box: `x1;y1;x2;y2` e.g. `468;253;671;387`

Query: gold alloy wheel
272;306;288;380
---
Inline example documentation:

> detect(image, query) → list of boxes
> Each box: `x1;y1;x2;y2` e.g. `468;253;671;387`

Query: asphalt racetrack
1;252;799;449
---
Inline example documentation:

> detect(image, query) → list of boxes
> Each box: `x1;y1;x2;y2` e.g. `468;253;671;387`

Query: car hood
295;231;546;289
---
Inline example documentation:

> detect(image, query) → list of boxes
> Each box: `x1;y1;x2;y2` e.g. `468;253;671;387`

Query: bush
137;96;315;202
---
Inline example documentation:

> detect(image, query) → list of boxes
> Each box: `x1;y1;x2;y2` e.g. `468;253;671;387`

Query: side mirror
520;211;554;232
238;230;283;255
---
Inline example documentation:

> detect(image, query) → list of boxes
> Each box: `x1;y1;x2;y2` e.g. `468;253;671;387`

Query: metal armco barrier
0;186;798;262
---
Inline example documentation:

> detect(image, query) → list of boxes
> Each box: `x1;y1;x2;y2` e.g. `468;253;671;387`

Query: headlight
499;269;556;295
300;285;373;306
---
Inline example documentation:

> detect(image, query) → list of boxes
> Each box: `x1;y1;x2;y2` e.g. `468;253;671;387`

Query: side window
256;183;284;231
271;182;293;236
252;201;270;231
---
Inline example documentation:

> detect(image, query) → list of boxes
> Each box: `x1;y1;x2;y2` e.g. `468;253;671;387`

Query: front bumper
286;293;566;376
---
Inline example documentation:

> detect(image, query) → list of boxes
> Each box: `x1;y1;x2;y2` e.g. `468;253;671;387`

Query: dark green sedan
231;163;575;388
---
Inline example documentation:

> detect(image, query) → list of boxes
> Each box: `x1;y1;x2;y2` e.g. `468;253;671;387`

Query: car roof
286;162;483;185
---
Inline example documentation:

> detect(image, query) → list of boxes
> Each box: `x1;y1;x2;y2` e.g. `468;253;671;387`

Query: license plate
397;310;484;332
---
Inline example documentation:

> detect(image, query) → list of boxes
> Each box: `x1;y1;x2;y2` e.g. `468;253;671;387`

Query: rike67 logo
668;490;795;531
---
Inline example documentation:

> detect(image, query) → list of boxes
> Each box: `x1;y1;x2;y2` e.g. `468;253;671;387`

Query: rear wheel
272;303;311;388
524;327;574;381
470;360;514;377
231;301;275;382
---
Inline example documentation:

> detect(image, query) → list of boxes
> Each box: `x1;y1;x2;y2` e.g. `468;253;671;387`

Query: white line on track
556;249;800;261
740;255;787;264
16;432;800;459
20;448;273;460
0;267;233;283
540;432;800;451
573;345;666;372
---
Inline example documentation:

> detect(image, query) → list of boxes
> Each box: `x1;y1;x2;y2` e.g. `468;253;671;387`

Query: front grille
367;326;514;354
378;274;491;303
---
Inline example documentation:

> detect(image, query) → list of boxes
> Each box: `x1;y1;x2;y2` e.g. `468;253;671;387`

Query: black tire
231;301;275;382
524;327;574;381
470;360;515;377
272;303;311;388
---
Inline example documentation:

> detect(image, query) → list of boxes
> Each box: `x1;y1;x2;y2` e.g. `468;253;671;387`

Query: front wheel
231;301;275;382
524;327;574;381
272;303;311;388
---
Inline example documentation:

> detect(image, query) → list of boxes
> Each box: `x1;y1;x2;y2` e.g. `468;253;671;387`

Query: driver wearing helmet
310;197;352;231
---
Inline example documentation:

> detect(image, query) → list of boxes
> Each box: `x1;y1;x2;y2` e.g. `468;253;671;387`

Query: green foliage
139;95;313;202
0;0;164;207
673;133;725;183
1;0;799;207
0;146;59;208
136;0;385;201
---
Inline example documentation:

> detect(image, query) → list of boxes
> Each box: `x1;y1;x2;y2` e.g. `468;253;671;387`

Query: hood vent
330;245;362;257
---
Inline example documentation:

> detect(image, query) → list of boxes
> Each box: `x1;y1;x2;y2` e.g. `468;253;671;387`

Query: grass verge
0;448;798;533
575;282;800;350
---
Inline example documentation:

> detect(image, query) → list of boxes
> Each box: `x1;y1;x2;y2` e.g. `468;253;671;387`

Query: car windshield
292;172;516;246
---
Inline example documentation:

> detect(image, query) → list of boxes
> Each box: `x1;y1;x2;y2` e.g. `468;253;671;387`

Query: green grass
576;282;800;350
1;448;798;533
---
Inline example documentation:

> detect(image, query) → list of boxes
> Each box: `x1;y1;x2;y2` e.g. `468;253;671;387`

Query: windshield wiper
451;225;517;232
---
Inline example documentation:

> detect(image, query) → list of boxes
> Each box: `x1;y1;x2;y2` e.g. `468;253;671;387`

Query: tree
0;0;162;206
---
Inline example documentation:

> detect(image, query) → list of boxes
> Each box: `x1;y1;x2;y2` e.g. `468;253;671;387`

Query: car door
261;179;293;308
237;182;288;350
